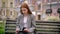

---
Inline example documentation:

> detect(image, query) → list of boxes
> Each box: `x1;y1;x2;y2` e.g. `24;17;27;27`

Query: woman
16;3;36;34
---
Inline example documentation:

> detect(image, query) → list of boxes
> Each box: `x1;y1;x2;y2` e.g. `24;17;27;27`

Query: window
42;0;46;3
38;4;41;10
30;5;34;11
57;8;60;18
47;0;51;3
10;11;13;15
3;10;6;16
38;15;41;20
10;2;13;7
46;9;52;14
57;8;60;13
51;0;57;2
28;0;32;4
0;9;2;15
36;0;41;2
47;0;57;2
20;0;24;4
57;0;60;2
2;2;5;7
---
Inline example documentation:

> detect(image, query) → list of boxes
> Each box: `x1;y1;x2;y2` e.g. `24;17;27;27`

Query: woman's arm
16;16;20;30
31;15;36;28
16;16;20;34
29;15;36;32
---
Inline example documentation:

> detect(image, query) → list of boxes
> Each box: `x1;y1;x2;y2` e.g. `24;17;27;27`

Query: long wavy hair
20;3;32;14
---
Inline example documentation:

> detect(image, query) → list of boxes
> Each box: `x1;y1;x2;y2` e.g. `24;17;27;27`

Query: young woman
16;3;36;34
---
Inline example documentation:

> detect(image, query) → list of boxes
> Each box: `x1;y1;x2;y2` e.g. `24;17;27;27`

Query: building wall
0;0;18;20
0;0;2;15
0;0;2;7
32;0;60;20
42;0;60;20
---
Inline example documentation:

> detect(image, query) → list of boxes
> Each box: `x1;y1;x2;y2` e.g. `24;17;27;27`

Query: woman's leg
22;31;28;34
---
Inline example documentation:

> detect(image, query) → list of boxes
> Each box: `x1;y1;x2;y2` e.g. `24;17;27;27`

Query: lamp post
46;0;52;16
57;8;60;18
49;0;51;10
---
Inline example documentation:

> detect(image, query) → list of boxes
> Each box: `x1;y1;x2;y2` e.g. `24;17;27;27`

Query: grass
0;21;5;34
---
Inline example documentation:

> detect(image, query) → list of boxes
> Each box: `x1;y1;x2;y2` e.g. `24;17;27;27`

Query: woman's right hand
16;28;20;34
23;28;29;32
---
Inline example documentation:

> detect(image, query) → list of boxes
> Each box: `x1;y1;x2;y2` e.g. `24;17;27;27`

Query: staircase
36;21;60;34
5;20;16;34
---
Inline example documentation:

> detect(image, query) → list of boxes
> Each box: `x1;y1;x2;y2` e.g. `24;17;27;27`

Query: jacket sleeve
16;16;20;29
29;14;36;32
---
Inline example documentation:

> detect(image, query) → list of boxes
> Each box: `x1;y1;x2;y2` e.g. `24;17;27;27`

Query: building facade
0;0;60;20
27;0;60;20
0;0;18;20
41;0;60;20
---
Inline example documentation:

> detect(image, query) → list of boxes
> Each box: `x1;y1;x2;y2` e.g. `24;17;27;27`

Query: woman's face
21;8;28;14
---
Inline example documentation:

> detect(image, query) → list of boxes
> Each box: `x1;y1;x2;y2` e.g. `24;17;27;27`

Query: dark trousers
18;31;28;34
22;31;28;34
18;27;29;34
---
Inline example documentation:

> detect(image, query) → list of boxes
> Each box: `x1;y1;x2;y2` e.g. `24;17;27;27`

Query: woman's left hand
24;28;29;32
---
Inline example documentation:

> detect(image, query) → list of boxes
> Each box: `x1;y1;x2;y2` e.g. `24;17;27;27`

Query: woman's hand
23;28;29;32
16;28;20;34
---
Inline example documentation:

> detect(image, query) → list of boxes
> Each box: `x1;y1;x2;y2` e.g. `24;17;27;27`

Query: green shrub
0;21;5;34
44;16;60;21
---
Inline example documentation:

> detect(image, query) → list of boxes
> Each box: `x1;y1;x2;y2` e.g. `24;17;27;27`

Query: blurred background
0;0;60;21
